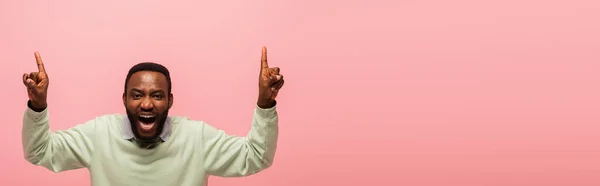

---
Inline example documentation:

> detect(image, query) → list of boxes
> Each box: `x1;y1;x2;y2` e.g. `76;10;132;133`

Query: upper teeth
140;115;154;118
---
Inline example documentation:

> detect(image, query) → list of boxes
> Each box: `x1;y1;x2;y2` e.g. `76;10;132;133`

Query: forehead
127;71;168;91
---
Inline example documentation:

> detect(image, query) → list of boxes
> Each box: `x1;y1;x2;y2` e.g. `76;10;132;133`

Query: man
21;46;284;186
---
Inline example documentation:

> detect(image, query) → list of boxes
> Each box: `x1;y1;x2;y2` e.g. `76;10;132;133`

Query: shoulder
170;115;204;128
80;114;126;132
169;115;219;135
65;114;125;136
93;113;126;124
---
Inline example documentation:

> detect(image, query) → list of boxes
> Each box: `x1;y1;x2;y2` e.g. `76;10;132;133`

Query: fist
257;46;284;108
22;52;49;110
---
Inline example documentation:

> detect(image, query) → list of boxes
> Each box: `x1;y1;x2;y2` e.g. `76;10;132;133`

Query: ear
168;93;174;109
122;92;127;107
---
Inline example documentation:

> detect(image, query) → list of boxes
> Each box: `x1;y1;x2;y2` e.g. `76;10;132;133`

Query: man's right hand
22;51;49;110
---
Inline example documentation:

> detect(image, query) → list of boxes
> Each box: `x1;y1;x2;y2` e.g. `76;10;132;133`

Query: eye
153;94;163;99
133;94;142;99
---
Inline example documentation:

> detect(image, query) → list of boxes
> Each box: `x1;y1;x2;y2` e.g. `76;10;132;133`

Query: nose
140;97;154;111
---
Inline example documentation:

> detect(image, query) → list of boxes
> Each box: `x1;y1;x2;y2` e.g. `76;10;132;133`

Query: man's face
123;71;173;141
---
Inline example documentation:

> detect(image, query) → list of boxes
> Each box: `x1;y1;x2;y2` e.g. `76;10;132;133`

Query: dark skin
258;46;284;108
123;71;173;140
23;46;285;141
22;52;48;110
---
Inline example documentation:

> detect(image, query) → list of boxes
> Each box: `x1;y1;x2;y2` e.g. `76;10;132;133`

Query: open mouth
138;114;156;131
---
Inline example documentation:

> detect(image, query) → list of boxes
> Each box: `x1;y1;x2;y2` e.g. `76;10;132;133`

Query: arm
22;102;96;172
202;46;284;177
202;104;279;177
21;52;95;172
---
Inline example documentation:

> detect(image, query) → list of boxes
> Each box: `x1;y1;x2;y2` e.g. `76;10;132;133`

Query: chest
88;134;206;185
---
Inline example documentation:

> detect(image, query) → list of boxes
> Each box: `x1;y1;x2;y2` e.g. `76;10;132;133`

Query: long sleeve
201;104;279;177
22;105;96;172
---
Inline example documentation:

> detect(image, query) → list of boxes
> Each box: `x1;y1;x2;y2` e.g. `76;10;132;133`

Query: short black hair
124;62;172;93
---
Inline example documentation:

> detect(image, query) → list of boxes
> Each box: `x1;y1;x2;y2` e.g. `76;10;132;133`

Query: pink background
1;0;600;185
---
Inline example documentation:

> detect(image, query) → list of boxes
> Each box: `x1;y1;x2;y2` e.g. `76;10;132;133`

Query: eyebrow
130;88;165;94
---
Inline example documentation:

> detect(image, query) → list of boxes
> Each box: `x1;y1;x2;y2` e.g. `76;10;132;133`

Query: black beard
126;108;169;143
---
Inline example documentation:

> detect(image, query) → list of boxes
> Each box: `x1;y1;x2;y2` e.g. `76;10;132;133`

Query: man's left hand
257;46;284;108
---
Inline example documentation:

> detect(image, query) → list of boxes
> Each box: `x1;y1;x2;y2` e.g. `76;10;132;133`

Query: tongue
139;121;155;131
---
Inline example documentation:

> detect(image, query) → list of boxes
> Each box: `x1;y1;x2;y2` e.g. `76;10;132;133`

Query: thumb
26;79;37;90
268;75;282;85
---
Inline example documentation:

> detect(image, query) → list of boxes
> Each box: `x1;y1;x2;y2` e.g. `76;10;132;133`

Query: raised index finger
261;46;268;69
34;51;46;72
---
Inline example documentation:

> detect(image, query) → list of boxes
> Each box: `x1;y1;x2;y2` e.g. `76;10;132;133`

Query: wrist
28;100;47;112
257;99;276;109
